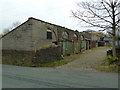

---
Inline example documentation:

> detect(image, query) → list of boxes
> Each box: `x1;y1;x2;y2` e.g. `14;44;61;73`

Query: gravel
56;47;110;72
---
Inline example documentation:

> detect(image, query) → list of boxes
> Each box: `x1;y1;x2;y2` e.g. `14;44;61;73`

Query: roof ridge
28;17;77;32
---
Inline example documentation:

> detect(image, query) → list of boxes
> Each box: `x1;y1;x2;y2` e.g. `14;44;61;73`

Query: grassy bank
96;56;120;73
33;53;82;67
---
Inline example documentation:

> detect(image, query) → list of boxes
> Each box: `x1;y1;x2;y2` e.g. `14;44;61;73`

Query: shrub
101;55;118;65
97;55;120;72
107;55;118;65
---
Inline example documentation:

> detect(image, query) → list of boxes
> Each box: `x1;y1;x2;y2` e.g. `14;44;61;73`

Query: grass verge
34;54;82;67
96;56;120;73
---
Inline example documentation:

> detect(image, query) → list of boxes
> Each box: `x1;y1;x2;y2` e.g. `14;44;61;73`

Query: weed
97;55;120;73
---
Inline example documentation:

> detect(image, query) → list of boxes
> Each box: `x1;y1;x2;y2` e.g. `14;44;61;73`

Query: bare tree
72;0;120;57
3;28;10;34
3;21;21;34
12;21;21;29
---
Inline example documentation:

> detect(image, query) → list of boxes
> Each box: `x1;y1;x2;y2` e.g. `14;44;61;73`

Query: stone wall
33;45;62;64
2;45;62;66
2;50;34;66
57;26;80;42
30;18;57;51
2;19;33;51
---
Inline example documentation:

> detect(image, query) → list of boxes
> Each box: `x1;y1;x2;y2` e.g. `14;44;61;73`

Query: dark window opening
52;41;58;45
47;31;52;39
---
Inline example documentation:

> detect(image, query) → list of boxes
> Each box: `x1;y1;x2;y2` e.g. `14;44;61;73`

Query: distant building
103;36;112;46
0;34;3;38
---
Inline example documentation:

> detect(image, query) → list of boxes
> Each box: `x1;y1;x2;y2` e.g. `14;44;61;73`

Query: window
47;30;52;39
81;35;84;40
62;31;69;39
73;33;78;40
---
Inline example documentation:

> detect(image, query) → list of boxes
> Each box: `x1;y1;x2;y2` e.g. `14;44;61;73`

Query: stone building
2;17;80;52
80;31;92;51
1;17;81;65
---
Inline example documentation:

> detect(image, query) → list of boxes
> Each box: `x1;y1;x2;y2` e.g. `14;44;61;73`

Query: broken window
47;30;52;39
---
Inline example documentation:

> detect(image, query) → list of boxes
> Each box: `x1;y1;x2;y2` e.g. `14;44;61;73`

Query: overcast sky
0;0;93;34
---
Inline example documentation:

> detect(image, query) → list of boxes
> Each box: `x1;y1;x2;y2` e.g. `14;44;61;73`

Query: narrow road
2;64;118;88
57;47;110;72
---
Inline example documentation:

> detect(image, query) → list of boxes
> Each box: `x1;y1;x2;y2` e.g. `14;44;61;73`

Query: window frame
62;31;69;39
47;30;52;39
73;33;78;40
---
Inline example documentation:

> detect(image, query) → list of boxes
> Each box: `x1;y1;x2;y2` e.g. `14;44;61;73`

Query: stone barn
1;17;81;66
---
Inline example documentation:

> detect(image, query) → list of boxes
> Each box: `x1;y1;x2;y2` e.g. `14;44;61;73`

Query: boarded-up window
47;30;52;39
